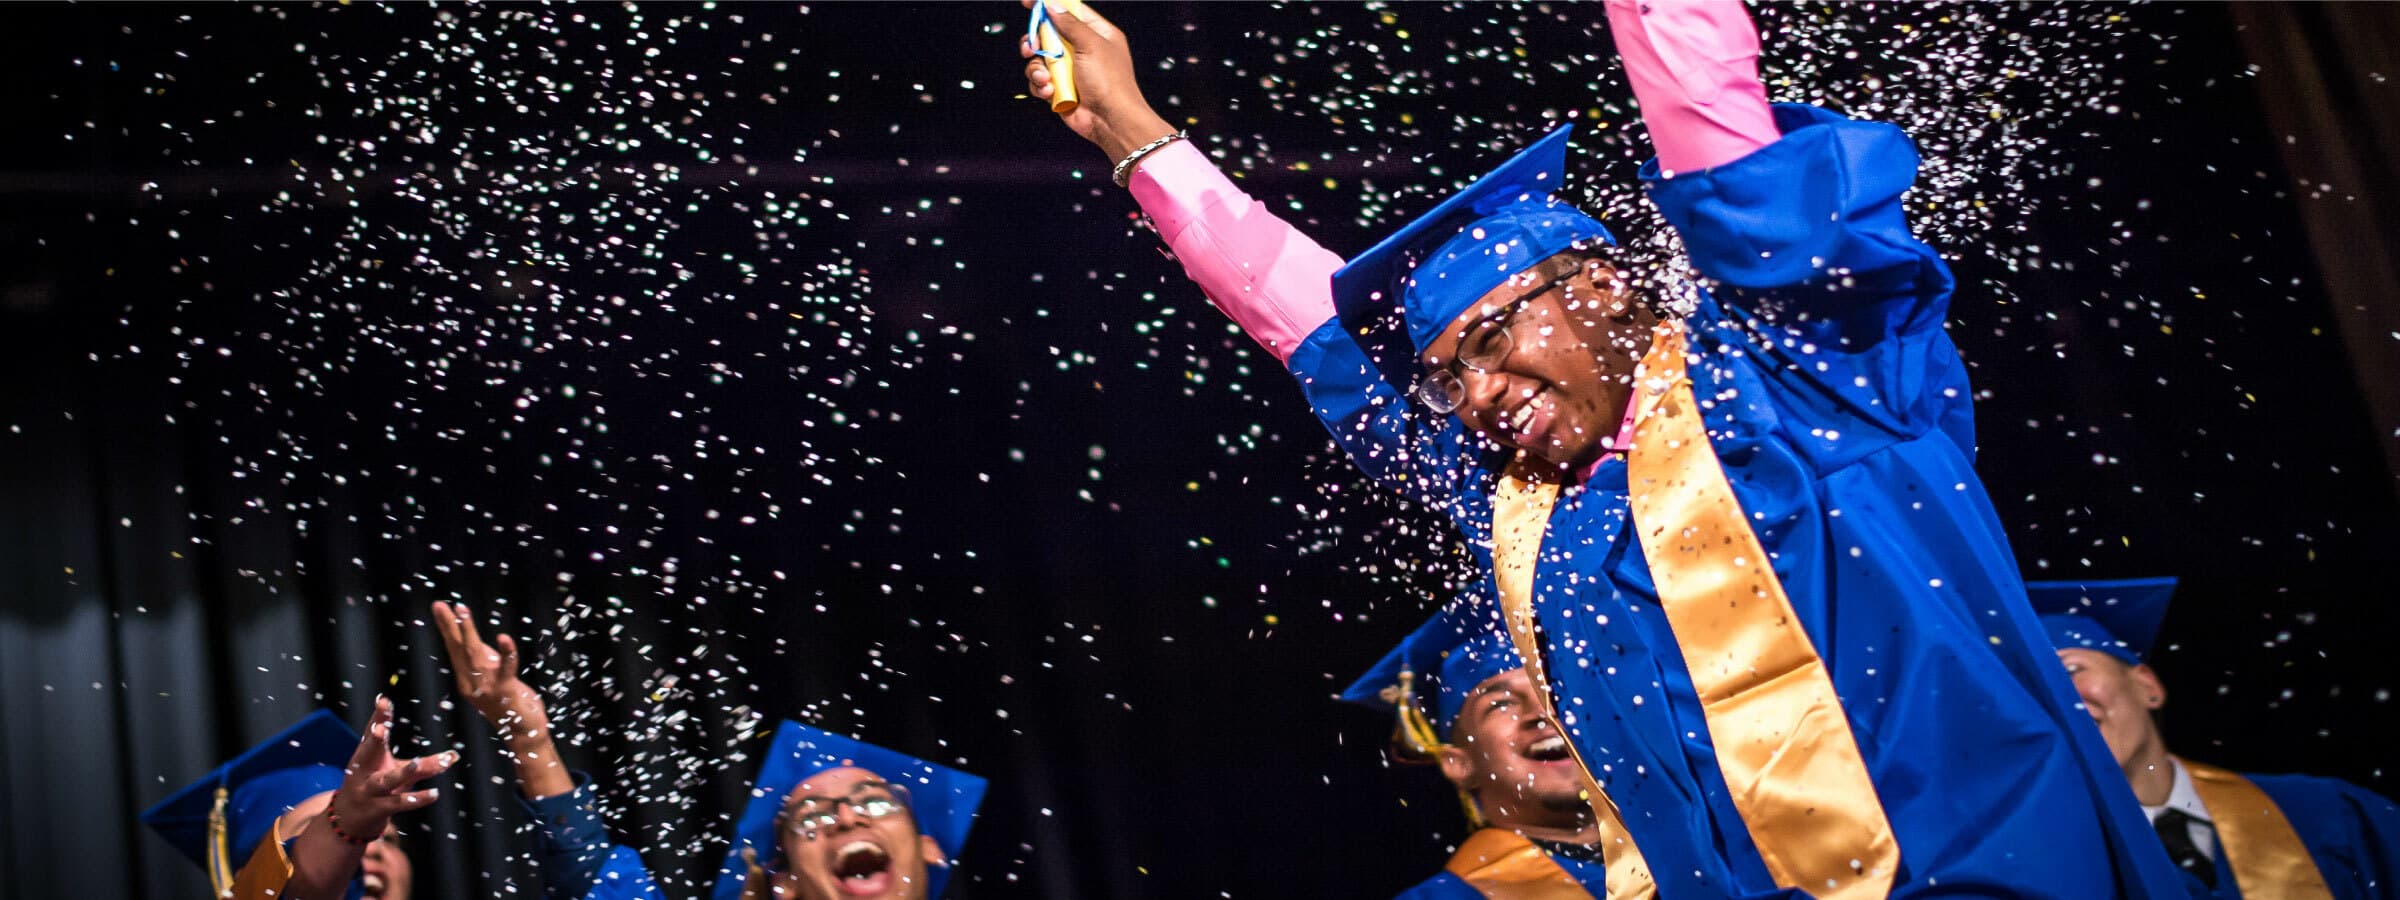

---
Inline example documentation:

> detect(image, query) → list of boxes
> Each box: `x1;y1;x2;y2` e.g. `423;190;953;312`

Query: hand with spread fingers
431;601;574;799
281;697;455;900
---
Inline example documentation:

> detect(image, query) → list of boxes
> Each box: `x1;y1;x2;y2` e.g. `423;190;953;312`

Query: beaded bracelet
1112;130;1187;188
325;797;377;847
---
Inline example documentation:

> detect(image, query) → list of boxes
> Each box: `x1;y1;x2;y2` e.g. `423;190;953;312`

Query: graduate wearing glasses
432;602;984;900
1019;0;2185;895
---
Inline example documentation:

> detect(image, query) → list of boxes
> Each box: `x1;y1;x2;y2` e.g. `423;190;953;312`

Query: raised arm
1605;0;1778;174
1018;0;1340;363
1614;0;1948;323
1022;2;1442;494
433;603;660;900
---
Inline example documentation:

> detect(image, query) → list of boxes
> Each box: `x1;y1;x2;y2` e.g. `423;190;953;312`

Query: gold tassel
1384;669;1488;829
207;785;234;898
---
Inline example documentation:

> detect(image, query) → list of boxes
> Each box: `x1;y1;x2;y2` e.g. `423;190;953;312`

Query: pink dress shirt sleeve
1605;0;1779;173
1125;140;1343;364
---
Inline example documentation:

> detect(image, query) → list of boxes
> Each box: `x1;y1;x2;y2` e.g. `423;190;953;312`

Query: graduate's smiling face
775;767;944;900
2057;648;2168;771
277;790;415;900
1439;668;1590;832
1419;252;1655;473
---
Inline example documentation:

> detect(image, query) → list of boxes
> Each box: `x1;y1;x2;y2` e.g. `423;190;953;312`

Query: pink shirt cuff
1127;140;1343;364
1606;0;1779;174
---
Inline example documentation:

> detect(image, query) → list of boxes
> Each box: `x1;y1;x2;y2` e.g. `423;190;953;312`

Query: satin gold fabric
1494;463;1654;900
224;819;296;899
1621;318;1897;899
2181;757;2335;900
207;786;237;895
1445;827;1598;900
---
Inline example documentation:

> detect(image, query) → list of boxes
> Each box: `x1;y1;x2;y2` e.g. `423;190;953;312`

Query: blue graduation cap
1341;590;1525;748
1330;125;1615;363
1341;592;1525;827
712;720;987;900
139;710;357;893
2026;577;2179;667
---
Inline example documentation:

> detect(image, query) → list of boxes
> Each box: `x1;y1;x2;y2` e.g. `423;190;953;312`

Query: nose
833;803;874;830
1457;368;1512;422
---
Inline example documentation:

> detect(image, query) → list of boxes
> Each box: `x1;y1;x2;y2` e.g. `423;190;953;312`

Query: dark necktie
2155;808;2218;888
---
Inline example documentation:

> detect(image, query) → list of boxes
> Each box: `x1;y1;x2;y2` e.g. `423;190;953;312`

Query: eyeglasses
782;781;915;841
1412;267;1630;414
1413;277;1559;414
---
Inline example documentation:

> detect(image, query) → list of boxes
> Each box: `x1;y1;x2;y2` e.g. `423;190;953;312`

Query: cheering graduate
1344;591;1619;898
2033;579;2400;899
433;602;985;900
1021;0;2184;896
139;702;453;900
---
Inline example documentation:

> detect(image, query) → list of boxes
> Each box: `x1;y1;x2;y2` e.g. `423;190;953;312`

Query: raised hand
280;697;454;899
1016;0;1177;163
329;695;456;836
431;600;553;744
430;600;574;799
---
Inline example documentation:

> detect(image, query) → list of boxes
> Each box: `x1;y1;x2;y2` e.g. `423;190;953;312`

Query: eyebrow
1459;269;1575;339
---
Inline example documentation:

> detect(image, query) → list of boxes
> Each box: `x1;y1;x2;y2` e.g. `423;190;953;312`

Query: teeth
1530;736;1567;756
362;874;386;894
1510;403;1537;432
837;840;880;864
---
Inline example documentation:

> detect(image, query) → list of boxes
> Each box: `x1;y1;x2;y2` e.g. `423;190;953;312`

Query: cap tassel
1385;669;1488;829
207;785;235;898
1386;669;1446;763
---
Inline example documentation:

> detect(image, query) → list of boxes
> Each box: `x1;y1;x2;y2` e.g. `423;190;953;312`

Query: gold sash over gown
1492;319;1900;900
2181;757;2335;900
223;820;296;899
1444;828;1598;899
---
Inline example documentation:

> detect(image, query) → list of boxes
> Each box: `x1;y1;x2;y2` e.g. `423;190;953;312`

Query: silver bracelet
1112;130;1188;188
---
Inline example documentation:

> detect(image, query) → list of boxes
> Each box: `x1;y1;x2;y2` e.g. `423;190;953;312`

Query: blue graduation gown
521;773;665;900
1395;871;1487;899
2187;775;2400;900
1286;104;2187;898
1393;834;1606;898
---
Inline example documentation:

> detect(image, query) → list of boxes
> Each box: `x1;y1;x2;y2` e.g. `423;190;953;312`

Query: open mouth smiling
1524;734;1572;763
832;840;896;896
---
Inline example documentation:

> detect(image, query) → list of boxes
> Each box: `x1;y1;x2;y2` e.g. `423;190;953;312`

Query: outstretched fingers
349;695;396;774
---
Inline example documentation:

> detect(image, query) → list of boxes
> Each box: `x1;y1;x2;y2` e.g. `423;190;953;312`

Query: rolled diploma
1037;16;1078;113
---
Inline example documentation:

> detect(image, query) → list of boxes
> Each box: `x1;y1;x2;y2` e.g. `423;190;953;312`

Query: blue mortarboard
139;710;357;882
1341;591;1525;739
2026;577;2179;667
713;720;988;900
1330;125;1615;362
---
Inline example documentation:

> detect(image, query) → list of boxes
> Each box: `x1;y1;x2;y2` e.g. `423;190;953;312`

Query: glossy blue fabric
1390;841;1606;899
2178;774;2400;900
1395;870;1485;899
2028;577;2181;667
1340;587;1524;734
138;709;368;900
712;720;986;900
1288;104;2187;898
520;771;664;900
1329;125;1614;356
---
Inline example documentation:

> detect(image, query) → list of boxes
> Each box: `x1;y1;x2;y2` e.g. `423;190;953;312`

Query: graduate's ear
2129;664;2167;710
918;833;946;867
1437;742;1476;789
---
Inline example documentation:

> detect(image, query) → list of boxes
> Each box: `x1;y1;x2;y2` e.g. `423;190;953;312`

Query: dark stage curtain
2232;1;2400;498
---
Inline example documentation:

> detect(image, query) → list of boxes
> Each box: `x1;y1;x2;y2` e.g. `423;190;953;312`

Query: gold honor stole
1494;318;1899;900
1444;828;1598;900
2180;757;2335;900
1495;459;1655;900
